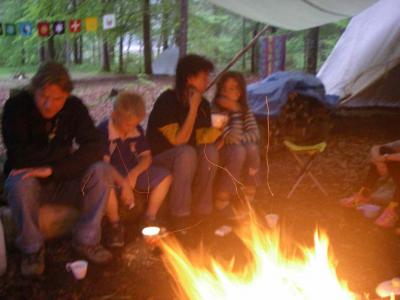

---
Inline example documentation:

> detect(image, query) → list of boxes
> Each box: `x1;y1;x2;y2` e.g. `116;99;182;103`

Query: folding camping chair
284;140;328;199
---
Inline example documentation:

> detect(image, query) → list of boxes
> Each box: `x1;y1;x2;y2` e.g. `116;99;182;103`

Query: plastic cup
265;213;279;228
211;113;227;129
141;226;161;249
66;260;88;280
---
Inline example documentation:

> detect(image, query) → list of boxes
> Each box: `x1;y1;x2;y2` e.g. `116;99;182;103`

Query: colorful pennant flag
103;14;116;30
38;21;50;37
85;17;98;32
0;23;3;35
69;19;81;33
5;24;16;36
19;22;33;36
53;21;65;35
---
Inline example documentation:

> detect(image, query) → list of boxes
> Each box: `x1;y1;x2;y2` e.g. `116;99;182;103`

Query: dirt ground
0;77;400;299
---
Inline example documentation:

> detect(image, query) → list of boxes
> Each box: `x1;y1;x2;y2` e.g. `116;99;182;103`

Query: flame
160;218;357;300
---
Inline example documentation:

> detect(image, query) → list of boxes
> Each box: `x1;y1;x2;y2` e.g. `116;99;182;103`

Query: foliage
0;0;348;74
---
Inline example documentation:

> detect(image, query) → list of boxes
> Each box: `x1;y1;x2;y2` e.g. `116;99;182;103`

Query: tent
209;0;377;31
317;0;400;107
152;46;179;76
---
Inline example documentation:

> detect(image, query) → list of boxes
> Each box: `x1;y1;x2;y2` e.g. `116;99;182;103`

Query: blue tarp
247;71;331;120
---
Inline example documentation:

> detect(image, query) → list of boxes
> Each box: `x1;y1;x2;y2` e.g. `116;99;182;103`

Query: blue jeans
153;144;219;217
216;143;261;195
4;162;112;254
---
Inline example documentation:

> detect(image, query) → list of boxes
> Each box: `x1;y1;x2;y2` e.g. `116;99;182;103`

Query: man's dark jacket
2;90;102;180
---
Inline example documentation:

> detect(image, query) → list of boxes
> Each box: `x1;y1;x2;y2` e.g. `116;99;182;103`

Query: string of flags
0;14;116;37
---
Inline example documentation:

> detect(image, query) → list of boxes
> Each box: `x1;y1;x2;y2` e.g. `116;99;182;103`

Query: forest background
0;0;349;78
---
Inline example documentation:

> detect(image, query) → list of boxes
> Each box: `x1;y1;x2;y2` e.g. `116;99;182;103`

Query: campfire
160;216;358;300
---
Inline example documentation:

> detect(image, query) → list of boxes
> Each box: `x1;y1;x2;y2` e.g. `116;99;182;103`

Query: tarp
317;0;400;107
152;46;179;76
209;0;377;31
247;71;328;119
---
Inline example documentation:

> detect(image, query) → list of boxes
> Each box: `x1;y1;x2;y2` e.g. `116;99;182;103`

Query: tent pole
206;24;270;91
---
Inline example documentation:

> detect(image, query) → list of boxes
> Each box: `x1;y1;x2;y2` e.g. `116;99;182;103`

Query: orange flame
160;218;357;300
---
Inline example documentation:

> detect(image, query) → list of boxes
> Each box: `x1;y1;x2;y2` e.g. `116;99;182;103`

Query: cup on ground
66;260;88;280
265;213;279;229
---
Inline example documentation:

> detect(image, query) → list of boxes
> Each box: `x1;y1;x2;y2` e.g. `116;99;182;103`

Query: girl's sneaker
339;187;371;208
375;202;399;228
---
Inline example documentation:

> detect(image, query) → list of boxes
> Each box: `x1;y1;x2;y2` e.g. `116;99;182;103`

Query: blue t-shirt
97;119;150;177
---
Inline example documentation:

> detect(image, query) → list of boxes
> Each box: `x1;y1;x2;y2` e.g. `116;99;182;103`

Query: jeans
216;143;261;196
152;144;219;217
4;162;112;254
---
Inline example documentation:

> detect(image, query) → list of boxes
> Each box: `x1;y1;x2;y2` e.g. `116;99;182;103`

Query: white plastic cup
66;260;88;280
211;113;228;129
265;214;279;229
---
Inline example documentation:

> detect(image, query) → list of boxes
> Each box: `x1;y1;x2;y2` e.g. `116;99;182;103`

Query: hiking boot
375;203;399;228
21;247;45;277
73;243;113;264
105;222;125;248
339;187;371;208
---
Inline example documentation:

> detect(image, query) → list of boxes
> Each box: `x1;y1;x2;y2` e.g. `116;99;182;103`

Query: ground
0;76;400;299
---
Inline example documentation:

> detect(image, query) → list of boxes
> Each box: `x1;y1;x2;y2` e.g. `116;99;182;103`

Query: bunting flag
103;14;116;30
0;23;3;35
19;22;33;36
259;35;287;78
5;24;16;36
69;19;81;33
53;21;65;35
85;17;98;32
38;21;50;37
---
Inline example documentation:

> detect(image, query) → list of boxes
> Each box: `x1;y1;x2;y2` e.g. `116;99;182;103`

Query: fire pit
159;216;358;300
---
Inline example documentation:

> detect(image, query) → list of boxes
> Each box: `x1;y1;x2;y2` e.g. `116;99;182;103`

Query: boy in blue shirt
98;91;172;247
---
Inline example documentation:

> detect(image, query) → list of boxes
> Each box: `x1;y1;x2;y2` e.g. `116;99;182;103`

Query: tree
143;0;152;74
178;0;188;57
304;27;320;74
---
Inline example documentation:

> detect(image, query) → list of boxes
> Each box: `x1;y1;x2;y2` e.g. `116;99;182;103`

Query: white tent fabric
152;46;179;76
209;0;377;30
317;0;400;104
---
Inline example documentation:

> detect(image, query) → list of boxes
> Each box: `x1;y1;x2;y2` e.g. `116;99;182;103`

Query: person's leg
152;145;197;217
193;144;219;215
4;172;51;275
106;188;120;224
243;143;261;202
340;146;390;207
136;165;172;223
4;173;43;254
73;162;112;246
214;144;246;210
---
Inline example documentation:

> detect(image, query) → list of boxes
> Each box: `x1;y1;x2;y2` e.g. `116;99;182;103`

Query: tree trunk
251;23;260;74
161;0;170;50
47;35;56;60
118;36;124;73
101;40;111;72
242;18;246;70
143;0;152;74
73;38;79;64
304;27;319;74
39;42;46;62
178;0;188;57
